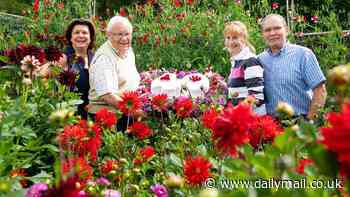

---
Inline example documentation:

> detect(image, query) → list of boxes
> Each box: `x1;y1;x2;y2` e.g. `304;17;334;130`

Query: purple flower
103;189;121;197
96;177;111;186
25;183;48;197
78;191;88;196
217;97;226;106
176;71;186;79
150;184;168;197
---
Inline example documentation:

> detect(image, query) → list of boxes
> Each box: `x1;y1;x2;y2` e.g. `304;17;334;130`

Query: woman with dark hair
63;19;96;119
41;19;96;119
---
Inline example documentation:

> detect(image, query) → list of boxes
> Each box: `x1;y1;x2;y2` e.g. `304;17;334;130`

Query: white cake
181;73;210;98
151;73;182;98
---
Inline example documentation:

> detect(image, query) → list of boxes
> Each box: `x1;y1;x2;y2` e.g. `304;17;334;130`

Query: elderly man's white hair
106;16;133;32
261;14;288;28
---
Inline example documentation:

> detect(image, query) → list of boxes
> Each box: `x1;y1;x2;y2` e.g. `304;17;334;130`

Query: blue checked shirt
258;43;326;116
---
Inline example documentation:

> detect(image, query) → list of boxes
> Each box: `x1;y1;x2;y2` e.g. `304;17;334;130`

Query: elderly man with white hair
258;14;326;120
88;16;140;115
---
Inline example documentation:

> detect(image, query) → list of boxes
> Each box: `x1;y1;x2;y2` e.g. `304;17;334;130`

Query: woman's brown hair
65;19;96;50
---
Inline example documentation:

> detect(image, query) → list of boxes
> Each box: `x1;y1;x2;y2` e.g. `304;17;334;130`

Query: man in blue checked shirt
258;14;327;120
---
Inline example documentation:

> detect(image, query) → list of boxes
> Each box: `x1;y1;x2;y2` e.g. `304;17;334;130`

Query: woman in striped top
224;21;266;115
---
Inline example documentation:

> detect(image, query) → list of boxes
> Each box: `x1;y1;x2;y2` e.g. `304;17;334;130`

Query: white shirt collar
230;47;255;61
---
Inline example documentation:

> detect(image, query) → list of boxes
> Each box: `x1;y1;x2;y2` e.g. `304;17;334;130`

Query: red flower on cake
320;102;350;179
152;94;169;112
211;103;256;157
118;91;142;116
128;122;153;140
174;96;193;118
189;75;202;82
95;108;117;129
183;156;212;186
160;73;171;81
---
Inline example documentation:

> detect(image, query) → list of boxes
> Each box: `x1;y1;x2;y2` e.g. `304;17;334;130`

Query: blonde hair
224;21;256;53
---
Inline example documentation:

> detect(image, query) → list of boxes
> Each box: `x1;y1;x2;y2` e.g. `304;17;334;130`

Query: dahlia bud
49;109;70;123
199;188;219;197
243;95;256;105
327;65;350;87
290;124;300;132
276;102;294;117
0;180;10;193
22;78;32;85
275;155;293;171
75;182;81;189
119;158;128;164
164;175;184;188
0;112;4;122
129;184;140;192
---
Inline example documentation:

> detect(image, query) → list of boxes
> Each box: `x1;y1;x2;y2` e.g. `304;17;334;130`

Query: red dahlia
183;156;212;186
249;115;282;148
45;45;63;62
101;160;119;174
58;69;77;87
118;91;142;116
296;158;313;175
151;94;169;112
16;44;46;64
43;176;82;197
211;103;256;157
128;122;153;140
201;107;219;130
62;157;93;185
174;96;193;118
173;0;182;8
140;146;155;160
95;108;117;129
9;168;28;188
58;123;101;162
320;102;350;179
59;124;87;154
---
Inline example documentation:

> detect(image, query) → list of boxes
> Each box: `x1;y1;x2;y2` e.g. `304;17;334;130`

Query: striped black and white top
227;47;266;115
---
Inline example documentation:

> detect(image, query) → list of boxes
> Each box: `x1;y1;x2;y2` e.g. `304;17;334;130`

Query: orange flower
9;168;28;188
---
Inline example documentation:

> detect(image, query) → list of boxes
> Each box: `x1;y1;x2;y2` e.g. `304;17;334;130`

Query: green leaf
308;144;338;178
273;129;294;152
169;153;183;167
0;55;9;63
31;171;52;182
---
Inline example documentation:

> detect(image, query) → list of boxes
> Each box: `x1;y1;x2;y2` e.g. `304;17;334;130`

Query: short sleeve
90;55;118;97
301;49;326;89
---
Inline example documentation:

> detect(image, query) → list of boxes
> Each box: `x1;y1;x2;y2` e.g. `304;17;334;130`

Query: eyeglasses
109;32;131;39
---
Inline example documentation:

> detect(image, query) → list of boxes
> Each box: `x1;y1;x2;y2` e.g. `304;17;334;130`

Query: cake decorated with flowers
151;73;182;97
151;72;210;98
181;73;210;98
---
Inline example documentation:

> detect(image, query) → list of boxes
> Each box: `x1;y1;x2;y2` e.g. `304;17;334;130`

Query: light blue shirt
258;43;326;116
